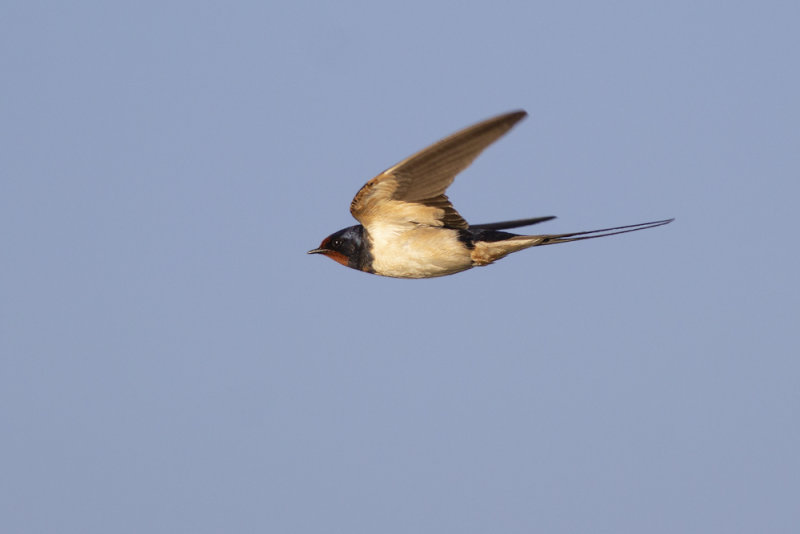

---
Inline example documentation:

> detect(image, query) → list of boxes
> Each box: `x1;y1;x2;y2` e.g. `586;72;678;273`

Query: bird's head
307;225;366;268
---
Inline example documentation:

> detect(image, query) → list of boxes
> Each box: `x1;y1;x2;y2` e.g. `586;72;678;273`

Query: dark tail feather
470;215;556;231
536;218;674;245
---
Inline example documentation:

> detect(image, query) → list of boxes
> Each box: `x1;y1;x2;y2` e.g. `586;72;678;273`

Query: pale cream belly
367;226;473;279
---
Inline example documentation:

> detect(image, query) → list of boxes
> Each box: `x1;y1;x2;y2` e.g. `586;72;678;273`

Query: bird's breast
365;224;473;279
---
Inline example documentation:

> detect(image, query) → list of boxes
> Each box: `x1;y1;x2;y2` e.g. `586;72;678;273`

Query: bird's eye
333;239;342;248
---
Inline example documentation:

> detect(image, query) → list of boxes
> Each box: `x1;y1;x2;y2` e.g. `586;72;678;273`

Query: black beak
307;248;329;254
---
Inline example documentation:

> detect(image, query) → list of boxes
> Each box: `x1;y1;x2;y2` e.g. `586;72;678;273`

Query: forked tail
470;218;674;266
533;218;674;245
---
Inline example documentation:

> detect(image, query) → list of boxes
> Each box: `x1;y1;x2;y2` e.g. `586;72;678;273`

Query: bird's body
309;110;672;279
368;223;467;278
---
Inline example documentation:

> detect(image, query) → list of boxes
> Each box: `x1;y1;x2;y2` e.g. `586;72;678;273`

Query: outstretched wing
350;110;527;230
470;215;556;231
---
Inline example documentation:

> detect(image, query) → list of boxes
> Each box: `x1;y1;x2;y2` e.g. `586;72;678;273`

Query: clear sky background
2;1;798;533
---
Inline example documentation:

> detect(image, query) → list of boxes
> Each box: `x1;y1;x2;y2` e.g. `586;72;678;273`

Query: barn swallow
309;110;673;279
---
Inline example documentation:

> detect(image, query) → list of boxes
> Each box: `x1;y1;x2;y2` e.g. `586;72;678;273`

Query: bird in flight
308;110;672;278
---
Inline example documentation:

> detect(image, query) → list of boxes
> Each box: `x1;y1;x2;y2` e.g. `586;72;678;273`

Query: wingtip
507;109;528;122
469;215;555;231
490;109;527;126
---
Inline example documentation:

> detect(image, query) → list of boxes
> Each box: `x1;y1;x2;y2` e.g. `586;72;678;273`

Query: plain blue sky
2;1;798;533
